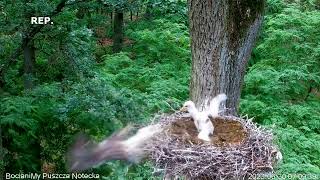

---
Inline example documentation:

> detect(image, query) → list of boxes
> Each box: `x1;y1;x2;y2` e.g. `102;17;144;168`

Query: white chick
197;117;214;141
198;93;227;141
180;101;214;141
180;101;201;130
180;94;227;142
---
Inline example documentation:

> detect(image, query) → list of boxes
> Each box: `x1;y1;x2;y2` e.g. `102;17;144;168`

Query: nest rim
147;112;279;179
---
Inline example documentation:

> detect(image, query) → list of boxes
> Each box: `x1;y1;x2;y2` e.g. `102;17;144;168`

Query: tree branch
0;0;86;84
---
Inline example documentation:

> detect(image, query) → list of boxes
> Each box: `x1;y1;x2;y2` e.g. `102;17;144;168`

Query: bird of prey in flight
66;124;162;172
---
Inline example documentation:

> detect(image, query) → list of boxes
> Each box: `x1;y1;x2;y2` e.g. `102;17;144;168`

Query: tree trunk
130;11;133;21
145;3;152;19
22;37;36;90
189;0;264;115
112;11;124;53
110;12;113;25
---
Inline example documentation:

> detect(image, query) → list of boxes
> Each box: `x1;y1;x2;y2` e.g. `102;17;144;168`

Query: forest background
0;0;319;179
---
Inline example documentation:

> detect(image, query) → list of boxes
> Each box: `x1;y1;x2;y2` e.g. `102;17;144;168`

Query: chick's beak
180;106;188;112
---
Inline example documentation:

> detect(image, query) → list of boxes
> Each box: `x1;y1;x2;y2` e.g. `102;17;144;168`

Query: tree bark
110;12;113;25
112;11;124;53
22;37;36;90
189;0;264;115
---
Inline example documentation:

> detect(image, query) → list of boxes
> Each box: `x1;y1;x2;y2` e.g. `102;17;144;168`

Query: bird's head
180;100;196;113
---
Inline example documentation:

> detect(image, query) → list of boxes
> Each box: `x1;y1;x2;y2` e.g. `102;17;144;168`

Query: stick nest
147;112;279;179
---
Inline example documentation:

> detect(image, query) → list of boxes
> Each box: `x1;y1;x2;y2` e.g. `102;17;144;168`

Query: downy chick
197;93;227;141
180;101;213;141
180;94;227;142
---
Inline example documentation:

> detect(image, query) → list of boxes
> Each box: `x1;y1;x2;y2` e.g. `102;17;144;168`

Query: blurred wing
66;132;128;172
66;124;162;172
123;124;163;162
208;93;227;117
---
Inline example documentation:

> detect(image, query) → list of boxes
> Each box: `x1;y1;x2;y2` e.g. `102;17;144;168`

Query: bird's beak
180;107;188;112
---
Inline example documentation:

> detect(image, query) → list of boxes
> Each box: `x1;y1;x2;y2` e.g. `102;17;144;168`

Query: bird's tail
208;93;227;117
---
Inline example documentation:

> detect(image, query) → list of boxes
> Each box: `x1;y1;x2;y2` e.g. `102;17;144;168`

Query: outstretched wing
66;127;131;172
66;124;162;172
207;93;227;117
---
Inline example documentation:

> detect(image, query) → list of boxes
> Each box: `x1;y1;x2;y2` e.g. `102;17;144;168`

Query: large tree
189;0;265;115
112;10;124;53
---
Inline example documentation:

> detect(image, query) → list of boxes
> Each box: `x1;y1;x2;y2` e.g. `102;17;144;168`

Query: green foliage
1;0;100;93
1;96;40;171
1;0;320;178
1;77;146;173
102;0;143;13
0;0;191;178
151;0;188;24
127;19;190;63
98;161;160;180
100;19;190;113
241;0;320;175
